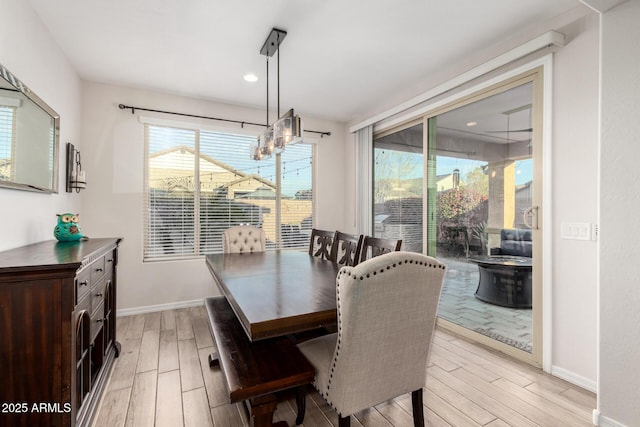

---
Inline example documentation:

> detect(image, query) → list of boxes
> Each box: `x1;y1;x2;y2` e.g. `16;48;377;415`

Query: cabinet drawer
76;292;91;317
91;280;107;316
90;256;106;283
90;301;105;342
76;268;91;304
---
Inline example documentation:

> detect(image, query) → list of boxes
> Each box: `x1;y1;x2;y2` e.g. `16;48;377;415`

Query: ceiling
27;0;581;123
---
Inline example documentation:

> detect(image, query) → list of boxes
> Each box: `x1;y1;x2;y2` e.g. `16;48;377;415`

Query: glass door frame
422;68;544;367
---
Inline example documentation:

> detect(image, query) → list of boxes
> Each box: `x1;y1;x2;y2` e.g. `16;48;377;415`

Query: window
144;124;313;260
0;105;15;181
373;122;424;252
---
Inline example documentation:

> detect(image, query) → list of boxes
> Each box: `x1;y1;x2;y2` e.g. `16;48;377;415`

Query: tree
373;149;422;203
464;166;489;197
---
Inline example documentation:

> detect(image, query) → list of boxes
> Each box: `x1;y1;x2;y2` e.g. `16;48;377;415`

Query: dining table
205;250;341;341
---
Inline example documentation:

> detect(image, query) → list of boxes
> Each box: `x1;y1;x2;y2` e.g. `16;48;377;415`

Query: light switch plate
561;222;592;240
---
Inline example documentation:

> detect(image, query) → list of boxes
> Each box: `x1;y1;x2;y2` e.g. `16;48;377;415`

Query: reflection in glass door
372;122;424;251
427;81;537;357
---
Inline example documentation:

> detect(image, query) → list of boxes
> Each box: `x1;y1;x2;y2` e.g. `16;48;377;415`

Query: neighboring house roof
219;174;275;190
149;145;276;189
236;186;292;199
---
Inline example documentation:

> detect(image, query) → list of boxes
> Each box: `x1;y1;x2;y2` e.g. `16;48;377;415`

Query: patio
437;257;533;353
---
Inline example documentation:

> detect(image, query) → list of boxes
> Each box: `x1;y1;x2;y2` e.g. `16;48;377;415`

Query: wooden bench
205;296;314;427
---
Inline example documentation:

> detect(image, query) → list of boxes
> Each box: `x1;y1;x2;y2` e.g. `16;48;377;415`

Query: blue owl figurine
54;213;86;242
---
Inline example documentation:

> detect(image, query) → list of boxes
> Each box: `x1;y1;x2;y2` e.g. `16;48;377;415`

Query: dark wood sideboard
0;238;122;427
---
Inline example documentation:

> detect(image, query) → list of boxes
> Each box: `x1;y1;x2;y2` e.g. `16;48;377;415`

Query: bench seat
205;296;314;426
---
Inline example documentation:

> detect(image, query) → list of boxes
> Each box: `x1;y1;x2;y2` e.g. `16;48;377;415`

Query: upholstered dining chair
297;251;446;427
222;225;266;253
358;236;402;263
309;228;336;261
329;231;363;266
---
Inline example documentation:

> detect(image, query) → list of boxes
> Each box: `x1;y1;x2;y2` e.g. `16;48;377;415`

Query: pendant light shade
273;109;303;153
259;126;275;157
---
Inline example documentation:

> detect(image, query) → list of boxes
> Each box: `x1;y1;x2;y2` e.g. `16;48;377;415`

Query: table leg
250;394;287;427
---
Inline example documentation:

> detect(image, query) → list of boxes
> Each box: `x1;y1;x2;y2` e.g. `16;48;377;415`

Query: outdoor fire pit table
470;256;532;308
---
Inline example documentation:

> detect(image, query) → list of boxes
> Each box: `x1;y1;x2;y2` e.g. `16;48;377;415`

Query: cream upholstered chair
222;225;266;253
297;251;446;427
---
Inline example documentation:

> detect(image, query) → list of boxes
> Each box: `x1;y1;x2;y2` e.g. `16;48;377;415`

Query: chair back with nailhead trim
297;251;446;420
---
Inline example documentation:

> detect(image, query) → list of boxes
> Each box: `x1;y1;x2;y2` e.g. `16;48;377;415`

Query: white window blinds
144;124;313;261
0;106;15;181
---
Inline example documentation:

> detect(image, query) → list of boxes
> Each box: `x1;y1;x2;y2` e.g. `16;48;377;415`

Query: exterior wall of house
79;81;347;311
0;0;82;251
599;1;640;425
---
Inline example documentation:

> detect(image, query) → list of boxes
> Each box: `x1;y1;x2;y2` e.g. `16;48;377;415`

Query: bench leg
295;386;306;425
208;351;219;368
250;394;287;427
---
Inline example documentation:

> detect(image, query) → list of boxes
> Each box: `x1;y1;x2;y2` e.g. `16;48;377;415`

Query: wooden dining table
205;250;341;341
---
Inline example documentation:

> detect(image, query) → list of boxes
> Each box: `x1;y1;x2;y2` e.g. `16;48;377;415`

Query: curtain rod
118;104;331;137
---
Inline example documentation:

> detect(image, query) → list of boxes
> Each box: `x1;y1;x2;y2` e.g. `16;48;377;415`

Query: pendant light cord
266;56;270;127
277;32;280;118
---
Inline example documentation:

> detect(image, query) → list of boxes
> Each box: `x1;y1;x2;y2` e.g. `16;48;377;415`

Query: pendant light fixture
251;28;303;160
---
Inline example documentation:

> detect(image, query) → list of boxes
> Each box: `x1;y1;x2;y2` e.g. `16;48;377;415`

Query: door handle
523;206;539;230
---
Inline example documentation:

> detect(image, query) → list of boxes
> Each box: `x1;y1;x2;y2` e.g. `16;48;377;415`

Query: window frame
142;118;315;262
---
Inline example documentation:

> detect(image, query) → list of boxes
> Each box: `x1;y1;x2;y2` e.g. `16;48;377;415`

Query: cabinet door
75;309;91;410
104;279;114;352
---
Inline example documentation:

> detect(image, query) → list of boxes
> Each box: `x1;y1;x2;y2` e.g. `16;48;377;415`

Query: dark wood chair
359;236;402;263
309;229;336;260
330;231;363;266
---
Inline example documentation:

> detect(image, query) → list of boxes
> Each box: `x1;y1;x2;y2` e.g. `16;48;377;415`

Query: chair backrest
500;228;532;257
222;225;266;253
330;231;363;266
359;236;402;263
328;251;446;416
308;229;336;260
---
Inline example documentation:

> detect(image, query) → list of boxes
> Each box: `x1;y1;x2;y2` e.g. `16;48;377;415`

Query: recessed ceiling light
466;121;478;127
243;73;258;82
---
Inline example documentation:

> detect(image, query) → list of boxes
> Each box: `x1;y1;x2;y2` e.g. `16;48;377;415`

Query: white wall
550;12;600;388
599;1;640;425
80;81;348;311
0;0;82;251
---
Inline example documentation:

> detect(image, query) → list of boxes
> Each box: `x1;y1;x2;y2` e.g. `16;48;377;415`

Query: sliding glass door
372;70;543;365
427;78;537;355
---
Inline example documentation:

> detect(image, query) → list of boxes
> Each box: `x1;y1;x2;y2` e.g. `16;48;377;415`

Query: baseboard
593;409;628;427
550;365;597;393
116;298;204;317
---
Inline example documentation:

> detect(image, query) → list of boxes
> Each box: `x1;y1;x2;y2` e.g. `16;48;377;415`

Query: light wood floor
93;307;596;427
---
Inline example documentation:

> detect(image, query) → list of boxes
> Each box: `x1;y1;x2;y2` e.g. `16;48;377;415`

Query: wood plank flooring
93;307;596;427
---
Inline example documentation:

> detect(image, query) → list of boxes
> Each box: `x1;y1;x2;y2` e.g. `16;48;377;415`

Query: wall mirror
0;63;60;193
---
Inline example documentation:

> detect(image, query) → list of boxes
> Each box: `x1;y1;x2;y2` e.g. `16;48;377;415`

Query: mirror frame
0;62;60;193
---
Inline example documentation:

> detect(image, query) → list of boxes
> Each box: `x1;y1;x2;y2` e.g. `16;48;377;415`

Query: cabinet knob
80;281;88;287
95;292;103;297
96;318;103;323
96;267;104;272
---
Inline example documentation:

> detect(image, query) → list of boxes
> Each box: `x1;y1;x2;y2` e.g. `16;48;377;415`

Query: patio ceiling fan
482;104;533;140
483;127;532;134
